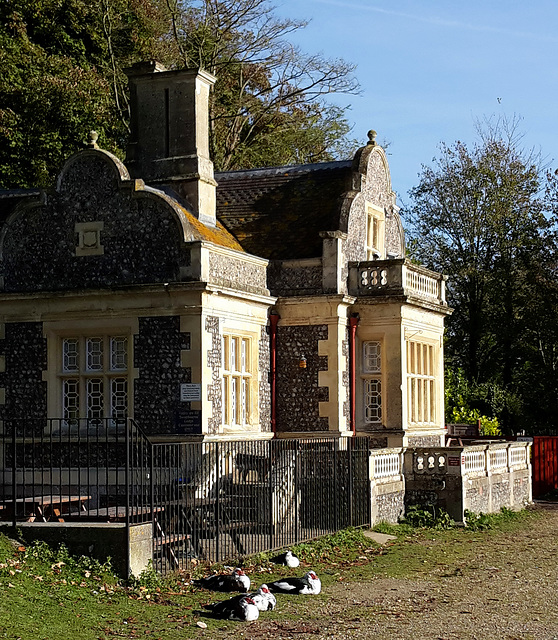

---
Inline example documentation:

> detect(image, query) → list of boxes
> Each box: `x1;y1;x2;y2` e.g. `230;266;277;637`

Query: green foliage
463;509;492;531
0;0;359;188
128;561;162;591
291;527;371;564
21;540;114;578
0;0;171;188
464;507;522;531
401;505;455;530
172;0;360;171
409;117;558;433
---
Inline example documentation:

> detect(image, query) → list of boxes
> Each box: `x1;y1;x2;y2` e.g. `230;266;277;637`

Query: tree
164;0;360;170
0;0;359;188
407;118;556;433
0;0;170;188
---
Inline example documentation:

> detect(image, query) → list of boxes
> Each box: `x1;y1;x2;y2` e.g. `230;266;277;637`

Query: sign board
174;408;202;434
447;456;461;467
180;383;201;402
516;436;534;442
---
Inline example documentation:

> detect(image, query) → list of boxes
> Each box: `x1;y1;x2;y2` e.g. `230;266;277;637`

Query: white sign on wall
180;383;201;402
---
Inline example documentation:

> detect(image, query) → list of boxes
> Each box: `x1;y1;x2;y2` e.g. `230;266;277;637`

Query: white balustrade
464;449;486;475
372;451;401;479
405;269;441;300
356;260;446;305
489;448;508;472
509;445;528;469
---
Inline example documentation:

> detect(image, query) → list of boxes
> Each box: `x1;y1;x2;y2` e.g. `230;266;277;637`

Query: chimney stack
124;61;217;226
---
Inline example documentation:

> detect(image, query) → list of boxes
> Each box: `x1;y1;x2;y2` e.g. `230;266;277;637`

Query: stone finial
367;130;377;146
87;130;99;149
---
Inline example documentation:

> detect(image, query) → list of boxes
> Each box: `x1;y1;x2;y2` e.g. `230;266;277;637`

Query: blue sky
275;0;557;208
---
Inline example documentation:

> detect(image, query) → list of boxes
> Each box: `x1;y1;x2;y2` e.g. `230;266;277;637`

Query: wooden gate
532;436;558;498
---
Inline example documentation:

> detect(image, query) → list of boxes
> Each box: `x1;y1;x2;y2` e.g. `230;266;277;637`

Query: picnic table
1;494;91;522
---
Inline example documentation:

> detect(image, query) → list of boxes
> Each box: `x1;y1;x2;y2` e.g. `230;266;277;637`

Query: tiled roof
216;161;353;259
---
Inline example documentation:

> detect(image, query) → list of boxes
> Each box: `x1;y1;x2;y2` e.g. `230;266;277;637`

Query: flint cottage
0;61;450;448
0;63;533;576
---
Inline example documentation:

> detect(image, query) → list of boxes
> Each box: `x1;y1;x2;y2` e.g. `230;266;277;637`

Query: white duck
268;570;321;595
192;567;250;592
270;549;300;568
251;584;277;611
203;594;259;621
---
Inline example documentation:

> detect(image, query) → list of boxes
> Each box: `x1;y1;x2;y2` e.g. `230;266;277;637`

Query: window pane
223;377;230;425
63;339;79;373
364;378;382;424
241;378;249;424
407;340;436;424
231;377;239;424
241;339;247;373
86;378;104;419
363;341;381;373
231;338;237;372
110;377;128;418
62;379;80;420
86;338;103;371
110;337;128;371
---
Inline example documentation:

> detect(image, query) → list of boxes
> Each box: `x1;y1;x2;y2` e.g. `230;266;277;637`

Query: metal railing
0;420;371;574
148;437;371;572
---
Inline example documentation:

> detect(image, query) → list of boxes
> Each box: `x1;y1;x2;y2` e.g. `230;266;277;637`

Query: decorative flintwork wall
205;316;222;435
342;337;350;431
207;251;268;295
406;435;443;448
134;316;191;434
275;325;329;432
0;323;47;427
364;152;394;210
1;153;191;293
344;147;404;265
385;209;404;258
259;326;272;432
267;262;323;297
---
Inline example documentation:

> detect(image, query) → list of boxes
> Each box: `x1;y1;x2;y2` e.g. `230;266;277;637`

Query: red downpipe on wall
349;314;360;434
269;312;280;434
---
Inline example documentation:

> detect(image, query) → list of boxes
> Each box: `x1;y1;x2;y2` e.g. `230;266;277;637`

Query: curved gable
344;133;405;262
0;148;240;293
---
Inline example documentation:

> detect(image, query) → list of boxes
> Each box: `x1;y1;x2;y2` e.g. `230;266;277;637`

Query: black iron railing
0;420;371;574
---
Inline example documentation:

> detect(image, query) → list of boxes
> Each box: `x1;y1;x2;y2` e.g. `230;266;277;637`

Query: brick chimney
124;61;217;226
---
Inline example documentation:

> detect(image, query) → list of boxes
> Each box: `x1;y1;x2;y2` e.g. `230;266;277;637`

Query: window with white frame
407;340;436;425
60;335;129;423
362;340;382;425
366;205;385;260
222;334;253;427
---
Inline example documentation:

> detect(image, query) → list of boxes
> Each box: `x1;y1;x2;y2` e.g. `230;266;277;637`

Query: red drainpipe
349;314;360;434
269;312;280;434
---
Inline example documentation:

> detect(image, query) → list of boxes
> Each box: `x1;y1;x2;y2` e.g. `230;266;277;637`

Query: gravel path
232;503;558;640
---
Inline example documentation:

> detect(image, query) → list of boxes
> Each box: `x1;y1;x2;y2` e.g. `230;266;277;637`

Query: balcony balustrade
349;258;448;307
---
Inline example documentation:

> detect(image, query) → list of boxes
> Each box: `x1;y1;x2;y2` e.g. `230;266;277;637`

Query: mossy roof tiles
216;161;353;260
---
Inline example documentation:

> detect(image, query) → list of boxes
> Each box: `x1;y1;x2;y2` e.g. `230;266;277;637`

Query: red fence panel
532;436;558;498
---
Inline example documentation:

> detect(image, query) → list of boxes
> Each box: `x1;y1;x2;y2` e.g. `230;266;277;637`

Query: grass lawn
0;507;540;640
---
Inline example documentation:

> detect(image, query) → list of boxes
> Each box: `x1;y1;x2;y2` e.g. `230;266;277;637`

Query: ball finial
367;130;377;146
87;130;99;149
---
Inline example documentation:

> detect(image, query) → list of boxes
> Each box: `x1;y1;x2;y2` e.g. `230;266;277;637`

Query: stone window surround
359;337;385;429
365;202;385;260
43;318;140;421
406;337;438;427
221;326;260;433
